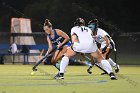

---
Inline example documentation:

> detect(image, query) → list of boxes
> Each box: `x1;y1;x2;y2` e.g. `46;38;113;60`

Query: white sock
107;58;116;67
101;60;113;74
60;56;69;73
96;63;103;68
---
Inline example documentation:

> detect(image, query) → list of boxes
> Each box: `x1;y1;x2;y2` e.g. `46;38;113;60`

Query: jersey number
81;27;88;32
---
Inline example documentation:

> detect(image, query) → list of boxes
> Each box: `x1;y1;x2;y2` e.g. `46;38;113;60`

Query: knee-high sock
107;58;116;67
60;56;69;73
100;60;113;74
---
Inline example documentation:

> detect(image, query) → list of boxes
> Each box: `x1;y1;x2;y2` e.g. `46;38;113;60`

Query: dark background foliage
0;0;139;35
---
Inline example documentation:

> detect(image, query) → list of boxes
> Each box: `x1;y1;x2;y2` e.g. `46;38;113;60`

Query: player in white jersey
55;18;117;80
88;18;120;74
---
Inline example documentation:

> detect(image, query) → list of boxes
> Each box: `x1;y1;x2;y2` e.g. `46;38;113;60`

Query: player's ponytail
44;19;52;28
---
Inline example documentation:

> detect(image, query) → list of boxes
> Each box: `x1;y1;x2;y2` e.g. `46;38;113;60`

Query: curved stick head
32;67;37;71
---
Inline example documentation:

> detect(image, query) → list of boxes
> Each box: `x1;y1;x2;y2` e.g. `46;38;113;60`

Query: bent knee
97;56;105;63
51;58;56;65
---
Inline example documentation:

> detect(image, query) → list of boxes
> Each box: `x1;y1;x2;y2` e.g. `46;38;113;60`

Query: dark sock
60;73;64;77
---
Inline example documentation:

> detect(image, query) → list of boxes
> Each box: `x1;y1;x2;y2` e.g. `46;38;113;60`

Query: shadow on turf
32;68;67;86
0;80;107;86
117;74;138;87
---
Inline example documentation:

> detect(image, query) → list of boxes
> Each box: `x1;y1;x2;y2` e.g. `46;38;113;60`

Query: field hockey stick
84;55;108;74
32;47;57;71
32;41;69;71
113;48;120;73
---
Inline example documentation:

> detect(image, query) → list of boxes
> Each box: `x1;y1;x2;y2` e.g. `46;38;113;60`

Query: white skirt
72;42;98;53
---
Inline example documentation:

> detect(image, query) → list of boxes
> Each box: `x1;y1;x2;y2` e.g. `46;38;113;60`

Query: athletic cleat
101;72;108;75
54;73;64;79
114;64;120;73
55;76;64;79
109;72;117;80
87;66;93;74
54;72;59;79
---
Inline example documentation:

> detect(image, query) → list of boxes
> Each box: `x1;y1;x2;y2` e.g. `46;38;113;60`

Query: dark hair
74;18;85;26
88;18;98;25
44;19;52;28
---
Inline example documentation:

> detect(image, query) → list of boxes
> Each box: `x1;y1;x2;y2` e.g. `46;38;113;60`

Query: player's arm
46;36;53;55
71;28;79;43
103;36;110;47
56;29;70;49
101;36;110;53
71;33;79;43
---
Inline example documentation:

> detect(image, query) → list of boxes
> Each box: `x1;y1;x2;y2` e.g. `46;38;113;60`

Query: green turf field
0;65;139;93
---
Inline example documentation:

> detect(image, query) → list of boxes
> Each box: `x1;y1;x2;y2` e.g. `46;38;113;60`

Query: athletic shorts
100;39;116;51
72;42;98;53
56;41;71;50
100;43;106;49
65;41;72;47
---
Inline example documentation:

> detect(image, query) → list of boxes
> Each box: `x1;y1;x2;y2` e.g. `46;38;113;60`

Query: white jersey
96;28;109;44
71;26;95;44
95;28;116;51
71;26;97;53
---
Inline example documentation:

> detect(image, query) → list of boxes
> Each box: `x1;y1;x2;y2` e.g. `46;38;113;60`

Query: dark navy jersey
48;29;71;46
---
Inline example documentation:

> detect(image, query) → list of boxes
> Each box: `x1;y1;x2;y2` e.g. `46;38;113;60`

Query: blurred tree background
0;0;140;64
0;0;139;35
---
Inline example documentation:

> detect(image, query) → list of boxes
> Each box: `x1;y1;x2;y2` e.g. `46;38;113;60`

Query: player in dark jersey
43;19;71;70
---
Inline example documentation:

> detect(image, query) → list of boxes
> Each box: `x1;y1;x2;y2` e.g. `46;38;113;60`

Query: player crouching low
55;18;117;80
86;18;120;75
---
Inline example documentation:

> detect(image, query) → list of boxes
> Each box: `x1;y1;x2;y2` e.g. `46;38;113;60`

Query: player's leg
86;56;95;74
49;50;61;70
102;48;115;66
108;57;120;73
101;48;112;75
109;40;120;73
79;59;93;74
91;49;117;80
80;53;93;67
51;46;68;70
84;57;94;74
102;48;120;73
55;47;76;79
84;60;93;67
